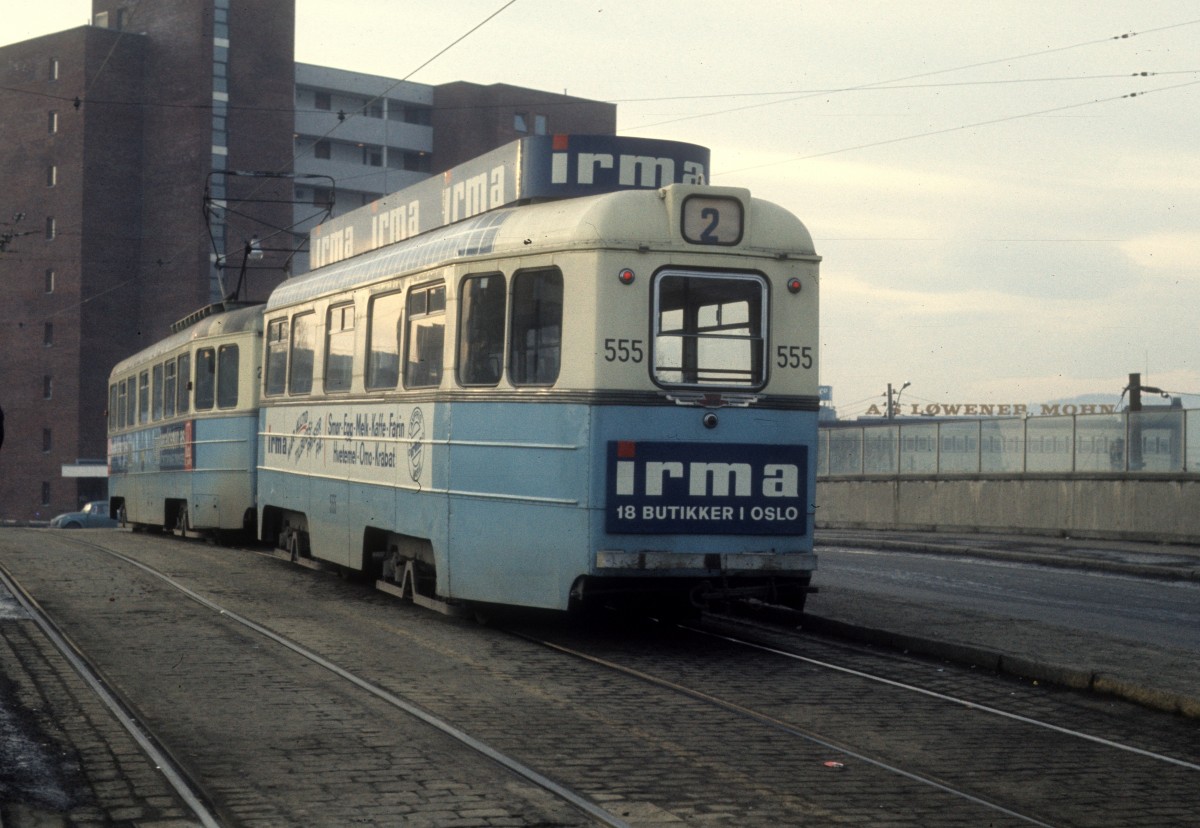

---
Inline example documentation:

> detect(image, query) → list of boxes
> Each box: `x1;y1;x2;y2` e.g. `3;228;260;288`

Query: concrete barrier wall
815;476;1200;543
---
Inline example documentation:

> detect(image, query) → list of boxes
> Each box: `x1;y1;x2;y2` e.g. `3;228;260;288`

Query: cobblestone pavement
0;595;202;827
1;527;1198;826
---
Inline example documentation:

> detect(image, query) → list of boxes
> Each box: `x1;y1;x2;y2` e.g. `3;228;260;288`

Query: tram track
0;560;221;828
502;607;1200;828
9;532;632;827
4;529;1197;826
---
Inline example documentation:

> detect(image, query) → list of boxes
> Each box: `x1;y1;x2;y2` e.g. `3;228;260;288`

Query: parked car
49;501;118;529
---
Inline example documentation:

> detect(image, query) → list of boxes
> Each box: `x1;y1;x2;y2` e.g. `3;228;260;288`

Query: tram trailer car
107;305;262;538
257;185;820;613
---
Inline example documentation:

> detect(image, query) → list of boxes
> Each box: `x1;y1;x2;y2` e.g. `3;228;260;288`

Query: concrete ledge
816;475;1200;545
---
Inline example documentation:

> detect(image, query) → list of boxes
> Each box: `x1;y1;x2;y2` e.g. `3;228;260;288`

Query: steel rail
0;562;223;828
65;538;632;828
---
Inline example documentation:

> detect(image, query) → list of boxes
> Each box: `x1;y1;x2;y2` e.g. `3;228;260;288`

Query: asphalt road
815;545;1200;652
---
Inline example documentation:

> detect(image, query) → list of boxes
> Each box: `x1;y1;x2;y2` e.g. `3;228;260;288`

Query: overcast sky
10;2;1200;416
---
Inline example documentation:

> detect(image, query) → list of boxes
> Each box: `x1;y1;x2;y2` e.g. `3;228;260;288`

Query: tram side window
116;381;127;429
509;268;562;386
404;283;445;388
653;271;766;388
458;274;506;386
125;378;135;427
366;292;403;389
195;348;216;410
325;304;355;392
289;312;316;395
217;344;239;408
177;353;191;414
152;363;164;421
264;318;288;396
108;384;118;430
138;371;150;423
164;359;177;419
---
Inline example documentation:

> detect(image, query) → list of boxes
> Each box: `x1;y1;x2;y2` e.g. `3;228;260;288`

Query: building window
49;58;59;81
312;186;333;208
534;114;548;135
45;269;55;293
363;146;382;167
314;91;331;110
314;140;331;159
390;104;432;126
41;483;51;506
94;11;109;27
43;322;53;346
364;101;383;118
48;111;58;133
47;165;57;187
43;375;52;399
513;112;528;133
45;217;56;240
43;428;52;453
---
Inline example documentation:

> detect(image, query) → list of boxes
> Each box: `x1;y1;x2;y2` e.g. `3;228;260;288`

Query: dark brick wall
224;0;296;303
0;28;98;519
432;82;616;172
0;1;296;521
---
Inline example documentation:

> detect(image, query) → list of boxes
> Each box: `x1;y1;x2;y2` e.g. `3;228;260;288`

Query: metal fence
818;409;1200;476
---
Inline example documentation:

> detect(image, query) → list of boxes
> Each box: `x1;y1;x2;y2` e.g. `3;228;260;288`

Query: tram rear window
652;271;766;388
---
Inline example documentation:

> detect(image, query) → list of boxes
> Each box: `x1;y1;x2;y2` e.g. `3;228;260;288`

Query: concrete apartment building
0;1;614;522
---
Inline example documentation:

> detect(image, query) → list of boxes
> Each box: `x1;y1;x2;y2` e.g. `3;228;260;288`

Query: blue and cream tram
255;135;821;612
107;304;262;537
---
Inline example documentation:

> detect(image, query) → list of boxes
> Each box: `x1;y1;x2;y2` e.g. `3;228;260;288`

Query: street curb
800;613;1200;719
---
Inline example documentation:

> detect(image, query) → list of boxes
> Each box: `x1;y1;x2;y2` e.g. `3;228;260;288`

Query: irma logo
606;440;807;536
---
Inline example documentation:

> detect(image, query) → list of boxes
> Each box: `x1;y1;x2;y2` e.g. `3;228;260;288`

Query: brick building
0;1;614;522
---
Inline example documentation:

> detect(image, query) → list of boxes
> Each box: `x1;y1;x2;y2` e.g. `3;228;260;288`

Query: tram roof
110;303;264;377
268;185;816;311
